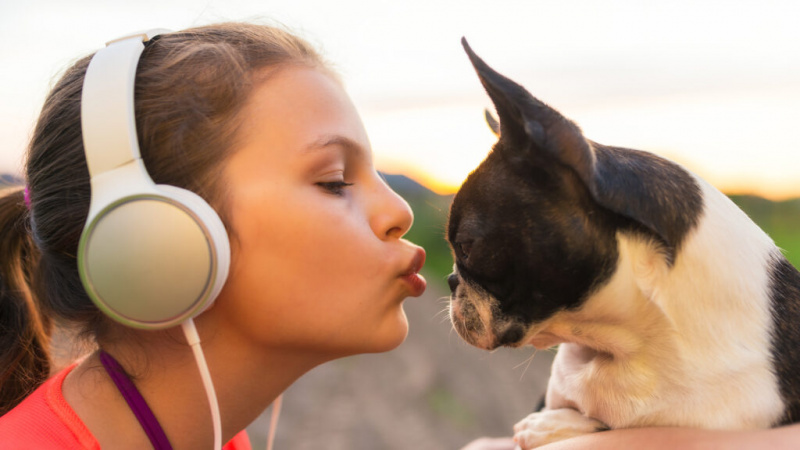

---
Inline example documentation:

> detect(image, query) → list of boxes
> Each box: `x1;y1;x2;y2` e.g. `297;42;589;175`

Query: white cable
182;318;222;450
266;394;283;450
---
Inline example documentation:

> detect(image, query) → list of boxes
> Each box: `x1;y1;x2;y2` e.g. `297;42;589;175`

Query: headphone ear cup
155;184;231;306
78;187;230;329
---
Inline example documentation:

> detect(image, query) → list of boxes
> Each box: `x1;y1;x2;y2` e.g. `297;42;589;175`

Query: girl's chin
356;311;410;354
295;309;410;358
376;325;409;352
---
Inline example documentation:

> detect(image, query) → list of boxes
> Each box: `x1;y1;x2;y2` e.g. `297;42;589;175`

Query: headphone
77;30;231;330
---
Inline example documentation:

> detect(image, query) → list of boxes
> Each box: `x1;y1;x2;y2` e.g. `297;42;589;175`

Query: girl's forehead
238;67;369;154
226;66;371;174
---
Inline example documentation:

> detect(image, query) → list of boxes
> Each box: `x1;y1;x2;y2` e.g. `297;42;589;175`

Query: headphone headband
81;30;167;177
78;30;231;330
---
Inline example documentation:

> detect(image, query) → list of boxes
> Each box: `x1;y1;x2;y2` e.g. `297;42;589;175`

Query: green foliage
728;195;800;268
403;192;454;286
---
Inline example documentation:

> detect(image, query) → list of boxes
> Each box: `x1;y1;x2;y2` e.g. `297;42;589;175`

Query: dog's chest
543;189;789;429
543;302;683;428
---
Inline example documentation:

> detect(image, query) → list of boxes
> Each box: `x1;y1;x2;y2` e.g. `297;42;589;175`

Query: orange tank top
0;363;251;449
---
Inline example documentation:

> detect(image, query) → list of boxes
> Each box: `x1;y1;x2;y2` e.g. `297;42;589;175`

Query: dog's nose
447;273;460;293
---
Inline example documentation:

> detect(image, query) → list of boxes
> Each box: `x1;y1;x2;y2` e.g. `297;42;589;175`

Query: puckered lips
400;247;427;297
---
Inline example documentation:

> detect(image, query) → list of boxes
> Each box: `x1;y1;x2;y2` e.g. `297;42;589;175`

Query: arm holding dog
463;424;800;450
537;423;800;450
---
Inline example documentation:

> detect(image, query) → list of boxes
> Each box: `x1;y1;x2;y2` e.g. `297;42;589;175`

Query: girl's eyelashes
317;181;354;196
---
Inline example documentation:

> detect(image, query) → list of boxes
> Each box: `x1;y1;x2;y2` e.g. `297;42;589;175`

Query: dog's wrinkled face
447;130;620;350
448;39;701;350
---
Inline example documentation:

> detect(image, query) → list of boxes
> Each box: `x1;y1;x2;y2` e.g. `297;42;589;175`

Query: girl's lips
401;248;427;297
402;272;427;297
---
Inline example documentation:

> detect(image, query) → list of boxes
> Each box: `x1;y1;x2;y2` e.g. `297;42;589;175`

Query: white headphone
77;30;231;330
77;31;282;450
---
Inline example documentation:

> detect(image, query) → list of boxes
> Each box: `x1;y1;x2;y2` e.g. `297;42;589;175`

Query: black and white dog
447;39;800;449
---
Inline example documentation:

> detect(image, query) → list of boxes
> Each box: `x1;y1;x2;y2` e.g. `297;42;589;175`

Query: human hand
459;437;518;450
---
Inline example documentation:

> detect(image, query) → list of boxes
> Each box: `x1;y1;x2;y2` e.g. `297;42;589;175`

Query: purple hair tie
23;185;31;209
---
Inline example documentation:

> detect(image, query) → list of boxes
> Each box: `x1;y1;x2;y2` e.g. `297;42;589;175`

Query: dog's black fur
769;258;800;424
448;39;704;341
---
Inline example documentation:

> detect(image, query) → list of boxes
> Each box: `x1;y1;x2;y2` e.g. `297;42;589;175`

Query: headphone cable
182;319;223;450
267;393;283;450
182;318;284;450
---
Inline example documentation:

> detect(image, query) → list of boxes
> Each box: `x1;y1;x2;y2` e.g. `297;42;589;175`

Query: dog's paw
512;408;607;449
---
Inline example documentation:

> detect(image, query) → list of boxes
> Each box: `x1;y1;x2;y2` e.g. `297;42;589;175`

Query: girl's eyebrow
304;135;364;157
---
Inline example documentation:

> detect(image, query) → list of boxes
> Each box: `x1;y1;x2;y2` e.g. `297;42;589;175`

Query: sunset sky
2;0;799;197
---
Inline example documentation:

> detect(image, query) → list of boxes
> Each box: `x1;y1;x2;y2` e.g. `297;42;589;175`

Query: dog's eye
457;241;473;260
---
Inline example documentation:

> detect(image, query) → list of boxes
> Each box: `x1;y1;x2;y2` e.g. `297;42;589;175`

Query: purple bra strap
99;350;173;450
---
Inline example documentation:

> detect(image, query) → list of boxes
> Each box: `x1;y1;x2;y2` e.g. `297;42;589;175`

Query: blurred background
3;0;800;448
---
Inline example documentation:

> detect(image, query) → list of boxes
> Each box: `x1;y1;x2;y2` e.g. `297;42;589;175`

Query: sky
2;0;799;197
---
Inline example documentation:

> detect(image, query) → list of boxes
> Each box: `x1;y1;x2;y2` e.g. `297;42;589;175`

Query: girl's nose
370;176;414;240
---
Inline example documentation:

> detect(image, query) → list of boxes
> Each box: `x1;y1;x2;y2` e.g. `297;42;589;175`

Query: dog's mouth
448;270;548;350
450;296;498;350
449;294;537;350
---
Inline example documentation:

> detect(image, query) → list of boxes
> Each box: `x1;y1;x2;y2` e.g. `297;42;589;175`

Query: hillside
0;173;22;187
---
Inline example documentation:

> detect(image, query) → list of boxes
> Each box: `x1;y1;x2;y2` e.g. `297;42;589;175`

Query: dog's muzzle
448;269;529;350
448;270;498;349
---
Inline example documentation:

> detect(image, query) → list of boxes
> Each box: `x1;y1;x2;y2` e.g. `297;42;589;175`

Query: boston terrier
447;38;800;448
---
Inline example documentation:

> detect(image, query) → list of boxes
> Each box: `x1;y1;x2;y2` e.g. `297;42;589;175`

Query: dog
446;38;800;449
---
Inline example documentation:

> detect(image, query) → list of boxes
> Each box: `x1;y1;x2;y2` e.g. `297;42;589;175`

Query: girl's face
215;66;426;357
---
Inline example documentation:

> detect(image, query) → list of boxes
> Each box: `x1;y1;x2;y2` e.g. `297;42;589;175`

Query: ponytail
0;187;50;416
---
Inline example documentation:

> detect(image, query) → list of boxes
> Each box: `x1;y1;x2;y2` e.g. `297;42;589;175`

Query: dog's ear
461;38;697;252
484;109;500;136
462;37;598;197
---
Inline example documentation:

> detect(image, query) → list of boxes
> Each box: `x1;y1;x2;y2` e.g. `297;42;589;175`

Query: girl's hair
0;22;328;415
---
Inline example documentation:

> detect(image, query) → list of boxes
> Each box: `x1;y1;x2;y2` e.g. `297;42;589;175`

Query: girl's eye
317;181;353;196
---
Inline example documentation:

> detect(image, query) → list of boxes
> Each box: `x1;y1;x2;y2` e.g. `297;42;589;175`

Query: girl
0;22;426;448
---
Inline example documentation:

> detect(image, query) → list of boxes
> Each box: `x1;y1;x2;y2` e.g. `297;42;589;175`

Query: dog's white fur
456;173;786;448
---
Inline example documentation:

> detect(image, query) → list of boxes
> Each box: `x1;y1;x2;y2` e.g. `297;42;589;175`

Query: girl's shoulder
0;362;252;449
0;363;100;449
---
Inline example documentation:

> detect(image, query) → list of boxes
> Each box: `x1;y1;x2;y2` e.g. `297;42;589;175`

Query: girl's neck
63;316;325;448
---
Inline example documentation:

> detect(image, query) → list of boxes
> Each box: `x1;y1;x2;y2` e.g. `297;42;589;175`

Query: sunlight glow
364;103;497;195
365;79;800;199
2;0;799;199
